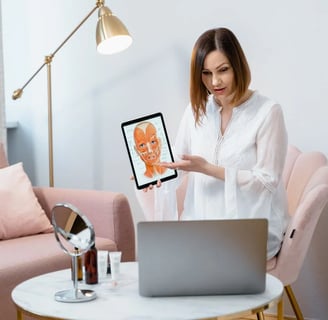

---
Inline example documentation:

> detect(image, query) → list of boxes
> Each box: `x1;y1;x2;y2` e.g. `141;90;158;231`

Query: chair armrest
33;187;135;262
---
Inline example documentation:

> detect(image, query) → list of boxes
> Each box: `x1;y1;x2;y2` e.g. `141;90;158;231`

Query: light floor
241;314;295;320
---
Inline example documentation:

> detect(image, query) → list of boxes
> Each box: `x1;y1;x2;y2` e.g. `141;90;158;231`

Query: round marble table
12;262;283;320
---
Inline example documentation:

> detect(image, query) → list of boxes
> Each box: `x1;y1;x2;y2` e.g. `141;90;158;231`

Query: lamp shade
96;6;132;55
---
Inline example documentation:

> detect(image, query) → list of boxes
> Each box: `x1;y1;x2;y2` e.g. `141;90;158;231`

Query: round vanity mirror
52;203;97;302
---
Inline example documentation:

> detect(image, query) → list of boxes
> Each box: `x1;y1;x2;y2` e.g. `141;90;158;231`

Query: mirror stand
54;254;97;303
52;202;97;303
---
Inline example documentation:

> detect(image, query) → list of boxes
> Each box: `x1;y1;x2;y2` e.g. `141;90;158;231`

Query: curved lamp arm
12;2;102;100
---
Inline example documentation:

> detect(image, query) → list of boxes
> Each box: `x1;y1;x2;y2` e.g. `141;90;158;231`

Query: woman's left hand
160;154;209;174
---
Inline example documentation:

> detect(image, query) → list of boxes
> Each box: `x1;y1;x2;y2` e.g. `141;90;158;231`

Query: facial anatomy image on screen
133;121;167;178
122;113;177;189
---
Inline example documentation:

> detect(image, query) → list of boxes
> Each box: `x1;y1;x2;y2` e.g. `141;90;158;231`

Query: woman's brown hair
190;28;251;124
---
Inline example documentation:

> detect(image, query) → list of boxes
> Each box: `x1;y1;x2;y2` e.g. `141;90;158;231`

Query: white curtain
0;1;7;151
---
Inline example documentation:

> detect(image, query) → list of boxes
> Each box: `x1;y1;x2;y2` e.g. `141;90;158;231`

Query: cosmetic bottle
84;244;98;284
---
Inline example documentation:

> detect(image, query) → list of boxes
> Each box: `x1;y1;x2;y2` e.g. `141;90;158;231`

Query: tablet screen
121;112;178;189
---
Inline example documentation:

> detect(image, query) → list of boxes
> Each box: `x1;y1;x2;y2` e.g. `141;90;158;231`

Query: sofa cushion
0;162;53;240
0;233;118;275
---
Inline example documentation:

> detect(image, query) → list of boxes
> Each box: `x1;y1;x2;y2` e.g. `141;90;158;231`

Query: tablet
121;112;178;189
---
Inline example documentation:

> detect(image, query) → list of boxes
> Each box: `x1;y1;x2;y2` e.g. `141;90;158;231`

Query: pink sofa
0;144;136;320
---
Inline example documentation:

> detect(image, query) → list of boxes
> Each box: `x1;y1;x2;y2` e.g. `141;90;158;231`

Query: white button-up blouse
136;91;289;259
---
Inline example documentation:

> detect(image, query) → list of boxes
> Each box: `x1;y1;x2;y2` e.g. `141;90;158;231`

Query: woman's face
201;50;235;105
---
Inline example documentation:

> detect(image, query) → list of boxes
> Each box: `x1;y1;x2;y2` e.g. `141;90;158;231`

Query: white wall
2;0;328;318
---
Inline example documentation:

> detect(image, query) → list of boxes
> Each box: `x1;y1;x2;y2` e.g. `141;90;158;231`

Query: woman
136;27;289;259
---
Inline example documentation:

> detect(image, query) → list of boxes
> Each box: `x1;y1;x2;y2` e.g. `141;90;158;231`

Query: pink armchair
267;145;328;319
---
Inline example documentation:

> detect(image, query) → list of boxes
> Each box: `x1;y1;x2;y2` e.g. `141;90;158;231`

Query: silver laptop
137;219;268;297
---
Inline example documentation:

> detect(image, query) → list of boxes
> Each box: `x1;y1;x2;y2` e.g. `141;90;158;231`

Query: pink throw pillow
0;162;53;240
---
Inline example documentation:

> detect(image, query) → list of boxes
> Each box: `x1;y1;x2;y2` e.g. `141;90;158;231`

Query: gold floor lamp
12;0;132;187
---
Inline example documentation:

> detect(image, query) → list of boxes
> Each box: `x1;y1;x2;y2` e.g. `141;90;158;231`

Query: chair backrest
282;145;328;216
269;145;328;285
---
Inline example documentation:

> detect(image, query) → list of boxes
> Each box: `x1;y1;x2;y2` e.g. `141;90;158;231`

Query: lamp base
54;289;97;303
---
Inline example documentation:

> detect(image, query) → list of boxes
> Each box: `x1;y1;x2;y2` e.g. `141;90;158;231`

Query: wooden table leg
277;297;284;320
256;311;265;320
17;307;23;320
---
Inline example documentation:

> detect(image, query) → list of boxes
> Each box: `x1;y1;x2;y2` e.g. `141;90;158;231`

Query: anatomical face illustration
133;121;167;178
